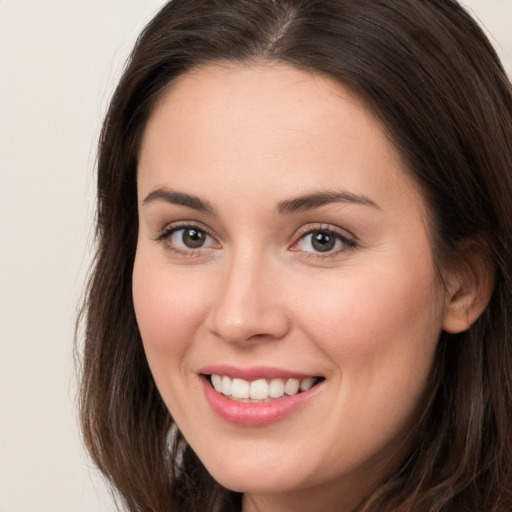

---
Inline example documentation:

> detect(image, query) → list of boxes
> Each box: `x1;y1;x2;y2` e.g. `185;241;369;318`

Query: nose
206;252;291;345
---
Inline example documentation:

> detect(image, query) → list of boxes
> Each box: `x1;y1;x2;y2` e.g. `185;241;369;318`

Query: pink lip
200;374;324;427
199;364;317;381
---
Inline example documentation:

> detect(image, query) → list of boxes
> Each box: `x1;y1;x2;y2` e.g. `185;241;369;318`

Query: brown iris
311;231;336;252
182;228;206;248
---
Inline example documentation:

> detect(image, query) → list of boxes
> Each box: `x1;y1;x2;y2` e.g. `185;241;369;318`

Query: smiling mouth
205;374;324;402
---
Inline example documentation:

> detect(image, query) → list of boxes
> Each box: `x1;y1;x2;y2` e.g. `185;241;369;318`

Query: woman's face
133;64;450;510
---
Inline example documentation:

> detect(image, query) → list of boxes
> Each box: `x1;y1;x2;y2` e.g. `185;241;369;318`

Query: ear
442;242;495;334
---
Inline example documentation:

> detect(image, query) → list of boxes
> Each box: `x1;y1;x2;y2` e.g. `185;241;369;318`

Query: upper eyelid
155;223;220;255
153;220;356;248
293;223;356;241
156;220;217;239
290;224;357;255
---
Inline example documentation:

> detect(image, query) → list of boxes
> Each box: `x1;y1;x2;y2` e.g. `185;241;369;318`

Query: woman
78;1;512;511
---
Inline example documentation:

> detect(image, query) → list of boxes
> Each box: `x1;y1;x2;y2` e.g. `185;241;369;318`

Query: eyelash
154;222;356;259
290;224;356;259
155;221;218;257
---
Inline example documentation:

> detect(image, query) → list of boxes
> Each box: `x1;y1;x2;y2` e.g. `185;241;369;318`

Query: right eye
157;224;219;255
170;227;212;249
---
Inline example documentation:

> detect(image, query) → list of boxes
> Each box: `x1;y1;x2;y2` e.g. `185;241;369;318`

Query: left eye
168;227;214;249
295;230;348;254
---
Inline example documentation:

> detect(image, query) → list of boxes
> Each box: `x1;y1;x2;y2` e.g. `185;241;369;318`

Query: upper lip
198;364;321;381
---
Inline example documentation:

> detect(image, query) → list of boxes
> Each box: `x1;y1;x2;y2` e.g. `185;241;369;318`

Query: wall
0;1;510;511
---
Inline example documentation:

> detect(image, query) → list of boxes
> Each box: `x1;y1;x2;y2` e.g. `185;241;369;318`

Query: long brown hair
77;1;512;510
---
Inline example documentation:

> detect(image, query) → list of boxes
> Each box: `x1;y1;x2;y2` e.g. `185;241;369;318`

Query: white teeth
232;378;250;399
284;378;300;395
300;377;315;392
249;379;269;400
221;375;232;396
211;374;223;392
268;378;285;398
210;375;318;401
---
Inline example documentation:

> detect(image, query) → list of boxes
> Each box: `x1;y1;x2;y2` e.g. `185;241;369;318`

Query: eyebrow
142;187;215;213
277;190;380;214
142;187;379;215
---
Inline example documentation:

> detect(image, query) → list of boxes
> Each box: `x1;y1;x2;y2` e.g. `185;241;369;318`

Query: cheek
132;254;208;366
296;260;443;399
287;263;444;471
132;253;216;430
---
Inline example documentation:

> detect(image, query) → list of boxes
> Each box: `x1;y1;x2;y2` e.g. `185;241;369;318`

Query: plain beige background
0;1;511;511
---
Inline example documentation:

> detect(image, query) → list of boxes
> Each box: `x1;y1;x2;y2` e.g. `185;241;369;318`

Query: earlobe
442;245;495;334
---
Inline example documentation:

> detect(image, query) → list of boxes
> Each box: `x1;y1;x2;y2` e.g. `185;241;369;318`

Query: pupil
312;231;335;252
183;229;205;248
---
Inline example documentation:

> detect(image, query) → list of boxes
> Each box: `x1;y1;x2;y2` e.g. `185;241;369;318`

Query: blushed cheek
308;275;442;454
299;268;443;376
132;258;197;359
132;257;212;424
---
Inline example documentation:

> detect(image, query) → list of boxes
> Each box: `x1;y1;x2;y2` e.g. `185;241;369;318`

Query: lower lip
201;377;323;427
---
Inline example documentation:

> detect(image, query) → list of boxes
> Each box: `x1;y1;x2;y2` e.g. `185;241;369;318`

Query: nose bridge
207;245;290;344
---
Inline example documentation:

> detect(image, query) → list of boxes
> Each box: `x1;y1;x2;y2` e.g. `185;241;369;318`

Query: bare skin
133;64;491;511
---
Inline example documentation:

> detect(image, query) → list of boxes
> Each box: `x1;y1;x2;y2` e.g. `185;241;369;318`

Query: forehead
138;63;425;219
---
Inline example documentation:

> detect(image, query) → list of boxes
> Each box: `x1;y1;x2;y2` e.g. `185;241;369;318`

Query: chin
209;467;301;494
196;446;315;494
